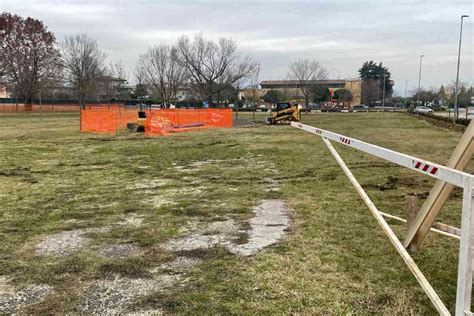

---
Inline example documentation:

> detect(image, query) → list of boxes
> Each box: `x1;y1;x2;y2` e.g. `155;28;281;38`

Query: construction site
1;1;473;314
0;107;472;314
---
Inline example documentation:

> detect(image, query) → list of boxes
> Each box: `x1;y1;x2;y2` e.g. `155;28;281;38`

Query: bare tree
0;13;61;105
136;44;187;106
249;64;261;118
287;59;328;113
133;68;148;109
176;33;258;106
60;34;106;108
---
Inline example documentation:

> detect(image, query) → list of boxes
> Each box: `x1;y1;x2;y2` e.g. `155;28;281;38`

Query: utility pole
382;68;386;109
454;15;469;120
404;80;408;108
417;55;424;106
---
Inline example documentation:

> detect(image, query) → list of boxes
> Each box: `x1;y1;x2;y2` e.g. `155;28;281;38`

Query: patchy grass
0;111;472;314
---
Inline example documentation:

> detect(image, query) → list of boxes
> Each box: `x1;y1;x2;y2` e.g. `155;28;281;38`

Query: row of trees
136;34;259;106
410;84;472;108
286;59;328;113
262;84;352;105
0;13;260;108
0;13;123;107
0;13;337;112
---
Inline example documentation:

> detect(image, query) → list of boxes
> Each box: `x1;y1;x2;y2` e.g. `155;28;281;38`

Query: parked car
352;104;369;112
414;106;433;114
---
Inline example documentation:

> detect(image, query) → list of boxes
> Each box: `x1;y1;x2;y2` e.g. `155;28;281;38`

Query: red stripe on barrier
430;167;438;175
415;162;422;169
423;164;430;172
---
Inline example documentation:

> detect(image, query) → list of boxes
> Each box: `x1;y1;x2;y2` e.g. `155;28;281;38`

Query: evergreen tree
359;60;393;105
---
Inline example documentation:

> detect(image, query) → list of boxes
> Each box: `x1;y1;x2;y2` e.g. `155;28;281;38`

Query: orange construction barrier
80;105;233;135
80;106;116;133
0;103;80;113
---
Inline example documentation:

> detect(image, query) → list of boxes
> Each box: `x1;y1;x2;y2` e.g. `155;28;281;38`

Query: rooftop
260;79;360;86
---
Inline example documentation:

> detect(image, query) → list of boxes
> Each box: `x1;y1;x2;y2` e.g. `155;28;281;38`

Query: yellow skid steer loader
265;103;301;125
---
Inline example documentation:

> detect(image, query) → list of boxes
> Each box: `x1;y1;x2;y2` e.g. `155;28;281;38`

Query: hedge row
408;111;471;127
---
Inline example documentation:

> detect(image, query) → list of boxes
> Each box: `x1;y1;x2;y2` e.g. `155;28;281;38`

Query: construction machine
265;103;301;125
127;110;147;132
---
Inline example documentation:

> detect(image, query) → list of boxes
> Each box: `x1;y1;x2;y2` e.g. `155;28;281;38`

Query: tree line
408;84;472;108
0;12;259;108
4;12;466;110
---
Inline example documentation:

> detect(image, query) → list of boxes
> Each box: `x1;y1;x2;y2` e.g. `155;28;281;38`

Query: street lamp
382;68;386;108
404;80;408;108
417;54;424;105
454;14;469;120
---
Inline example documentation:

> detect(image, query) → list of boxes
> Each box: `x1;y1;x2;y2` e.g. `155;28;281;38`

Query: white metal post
456;178;473;316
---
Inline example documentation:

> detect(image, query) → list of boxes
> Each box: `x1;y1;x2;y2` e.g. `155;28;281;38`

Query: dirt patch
206;219;241;235
152;256;203;274
79;275;179;314
0;281;52;314
364;175;427;191
163;219;243;252
35;227;109;257
164;233;233;252
0;167;38;183
163;200;291;257
35;229;90;257
99;243;143;259
227;200;291;256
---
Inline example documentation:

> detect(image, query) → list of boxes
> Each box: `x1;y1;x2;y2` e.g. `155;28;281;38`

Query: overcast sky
2;0;473;95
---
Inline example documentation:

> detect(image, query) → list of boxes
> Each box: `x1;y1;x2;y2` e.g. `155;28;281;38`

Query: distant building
0;82;8;98
240;79;362;108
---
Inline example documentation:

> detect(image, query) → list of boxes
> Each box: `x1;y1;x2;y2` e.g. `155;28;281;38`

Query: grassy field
0;111;471;314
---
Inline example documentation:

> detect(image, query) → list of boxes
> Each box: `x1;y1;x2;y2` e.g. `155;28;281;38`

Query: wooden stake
404;120;474;250
406;195;419;229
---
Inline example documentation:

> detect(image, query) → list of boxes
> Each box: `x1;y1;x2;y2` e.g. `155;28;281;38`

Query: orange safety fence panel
203;109;233;127
0;104;21;112
80;106;118;133
115;107;141;130
144;115;171;136
79;106;233;135
144;108;232;136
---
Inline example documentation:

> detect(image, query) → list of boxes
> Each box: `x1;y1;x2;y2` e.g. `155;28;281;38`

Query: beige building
240;79;362;108
0;83;7;98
